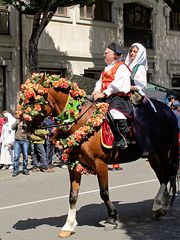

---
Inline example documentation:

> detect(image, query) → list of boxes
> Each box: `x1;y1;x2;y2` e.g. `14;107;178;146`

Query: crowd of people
1;41;179;174
0;112;67;177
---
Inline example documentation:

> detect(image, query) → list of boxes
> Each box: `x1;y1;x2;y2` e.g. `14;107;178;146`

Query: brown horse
18;75;179;238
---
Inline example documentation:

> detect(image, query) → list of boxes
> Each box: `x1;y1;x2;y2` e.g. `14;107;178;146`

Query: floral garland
16;73;109;175
54;102;109;173
16;73;86;122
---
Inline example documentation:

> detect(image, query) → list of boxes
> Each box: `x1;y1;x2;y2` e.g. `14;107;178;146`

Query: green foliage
0;0;6;5
2;0;95;14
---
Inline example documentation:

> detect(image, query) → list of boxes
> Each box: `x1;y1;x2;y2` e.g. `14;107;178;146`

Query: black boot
113;120;131;149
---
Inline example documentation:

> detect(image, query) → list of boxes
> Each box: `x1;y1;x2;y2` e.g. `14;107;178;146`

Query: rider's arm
103;64;131;97
92;74;103;95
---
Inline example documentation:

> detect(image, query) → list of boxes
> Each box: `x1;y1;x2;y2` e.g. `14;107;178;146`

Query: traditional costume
125;43;153;155
93;42;133;149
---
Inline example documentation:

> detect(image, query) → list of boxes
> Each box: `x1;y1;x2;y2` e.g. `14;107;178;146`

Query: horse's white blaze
61;206;77;232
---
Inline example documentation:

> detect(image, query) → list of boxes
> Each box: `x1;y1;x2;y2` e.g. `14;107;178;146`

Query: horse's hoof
104;220;121;231
153;209;166;219
58;230;72;238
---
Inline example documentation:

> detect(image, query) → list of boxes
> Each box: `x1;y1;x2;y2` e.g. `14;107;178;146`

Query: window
170;11;180;31
80;5;94;19
123;3;153;48
56;7;68;17
0;7;10;35
80;0;112;22
171;75;180;89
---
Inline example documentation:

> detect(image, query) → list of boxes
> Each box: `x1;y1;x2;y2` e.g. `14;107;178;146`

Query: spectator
42;116;56;168
171;100;180;130
29;126;54;173
167;95;176;108
0;113;5;154
11;120;30;177
0;111;16;170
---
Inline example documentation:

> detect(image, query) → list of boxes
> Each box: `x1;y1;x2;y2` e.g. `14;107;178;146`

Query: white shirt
133;65;147;95
94;60;131;97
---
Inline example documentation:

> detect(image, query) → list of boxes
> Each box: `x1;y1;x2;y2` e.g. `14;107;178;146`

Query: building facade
0;0;180;112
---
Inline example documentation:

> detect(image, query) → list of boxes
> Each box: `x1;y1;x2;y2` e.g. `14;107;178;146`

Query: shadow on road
13;197;180;239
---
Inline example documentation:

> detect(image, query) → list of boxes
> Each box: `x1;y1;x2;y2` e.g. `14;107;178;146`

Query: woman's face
129;46;139;61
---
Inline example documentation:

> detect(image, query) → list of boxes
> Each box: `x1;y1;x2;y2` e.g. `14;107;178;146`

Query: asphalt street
0;159;180;240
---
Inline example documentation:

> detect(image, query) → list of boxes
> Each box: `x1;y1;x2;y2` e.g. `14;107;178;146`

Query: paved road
0;159;180;240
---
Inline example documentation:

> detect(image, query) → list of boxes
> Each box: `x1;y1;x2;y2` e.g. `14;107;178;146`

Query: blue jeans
13;140;29;173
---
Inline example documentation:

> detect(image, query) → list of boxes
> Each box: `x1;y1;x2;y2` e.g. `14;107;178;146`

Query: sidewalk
0;155;66;180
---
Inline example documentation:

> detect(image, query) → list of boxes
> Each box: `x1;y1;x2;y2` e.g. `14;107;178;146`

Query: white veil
125;43;148;71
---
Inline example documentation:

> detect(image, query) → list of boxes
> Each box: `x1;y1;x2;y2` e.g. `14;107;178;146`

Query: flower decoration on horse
16;73;86;123
16;72;109;174
16;73;49;122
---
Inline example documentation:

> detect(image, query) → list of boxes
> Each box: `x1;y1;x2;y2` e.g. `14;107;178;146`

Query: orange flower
75;163;84;173
34;104;41;111
62;153;68;161
23;113;32;122
25;90;35;98
67;138;75;147
25;106;32;113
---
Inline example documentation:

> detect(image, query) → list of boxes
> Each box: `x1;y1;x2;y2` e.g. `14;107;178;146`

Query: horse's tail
169;138;180;205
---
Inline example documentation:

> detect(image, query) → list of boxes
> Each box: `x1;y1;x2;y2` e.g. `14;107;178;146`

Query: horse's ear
39;72;46;84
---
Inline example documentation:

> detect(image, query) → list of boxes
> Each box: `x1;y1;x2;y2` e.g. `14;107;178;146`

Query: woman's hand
130;86;138;91
93;92;106;100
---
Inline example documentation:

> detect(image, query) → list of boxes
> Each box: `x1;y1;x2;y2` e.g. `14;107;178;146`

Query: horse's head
16;73;86;132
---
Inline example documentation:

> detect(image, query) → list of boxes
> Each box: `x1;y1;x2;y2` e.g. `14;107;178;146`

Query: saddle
100;112;134;149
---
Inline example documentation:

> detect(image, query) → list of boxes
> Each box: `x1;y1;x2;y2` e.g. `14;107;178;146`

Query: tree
2;0;94;73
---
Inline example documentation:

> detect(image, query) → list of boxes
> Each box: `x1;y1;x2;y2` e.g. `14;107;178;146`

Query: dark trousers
106;95;133;117
33;143;48;169
45;139;55;166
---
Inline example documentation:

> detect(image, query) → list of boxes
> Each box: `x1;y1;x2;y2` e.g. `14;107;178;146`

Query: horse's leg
96;160;120;231
58;168;81;238
148;152;171;217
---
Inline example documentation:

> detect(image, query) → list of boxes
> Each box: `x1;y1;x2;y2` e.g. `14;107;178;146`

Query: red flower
23;114;32;122
62;153;68;161
75;163;83;173
34;104;41;111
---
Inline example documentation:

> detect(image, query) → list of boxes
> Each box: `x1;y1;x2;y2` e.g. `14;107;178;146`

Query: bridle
45;96;95;132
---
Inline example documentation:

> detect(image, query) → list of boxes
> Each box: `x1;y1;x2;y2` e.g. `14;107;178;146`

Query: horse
17;73;179;238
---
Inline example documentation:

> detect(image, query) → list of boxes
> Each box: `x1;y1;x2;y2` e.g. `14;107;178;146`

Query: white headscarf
3;112;16;127
125;43;148;71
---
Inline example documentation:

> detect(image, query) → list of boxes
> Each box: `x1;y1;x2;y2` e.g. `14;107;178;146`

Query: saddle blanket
100;119;114;148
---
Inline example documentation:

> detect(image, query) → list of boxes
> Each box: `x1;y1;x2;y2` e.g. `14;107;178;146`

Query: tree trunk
28;7;57;74
28;37;39;73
